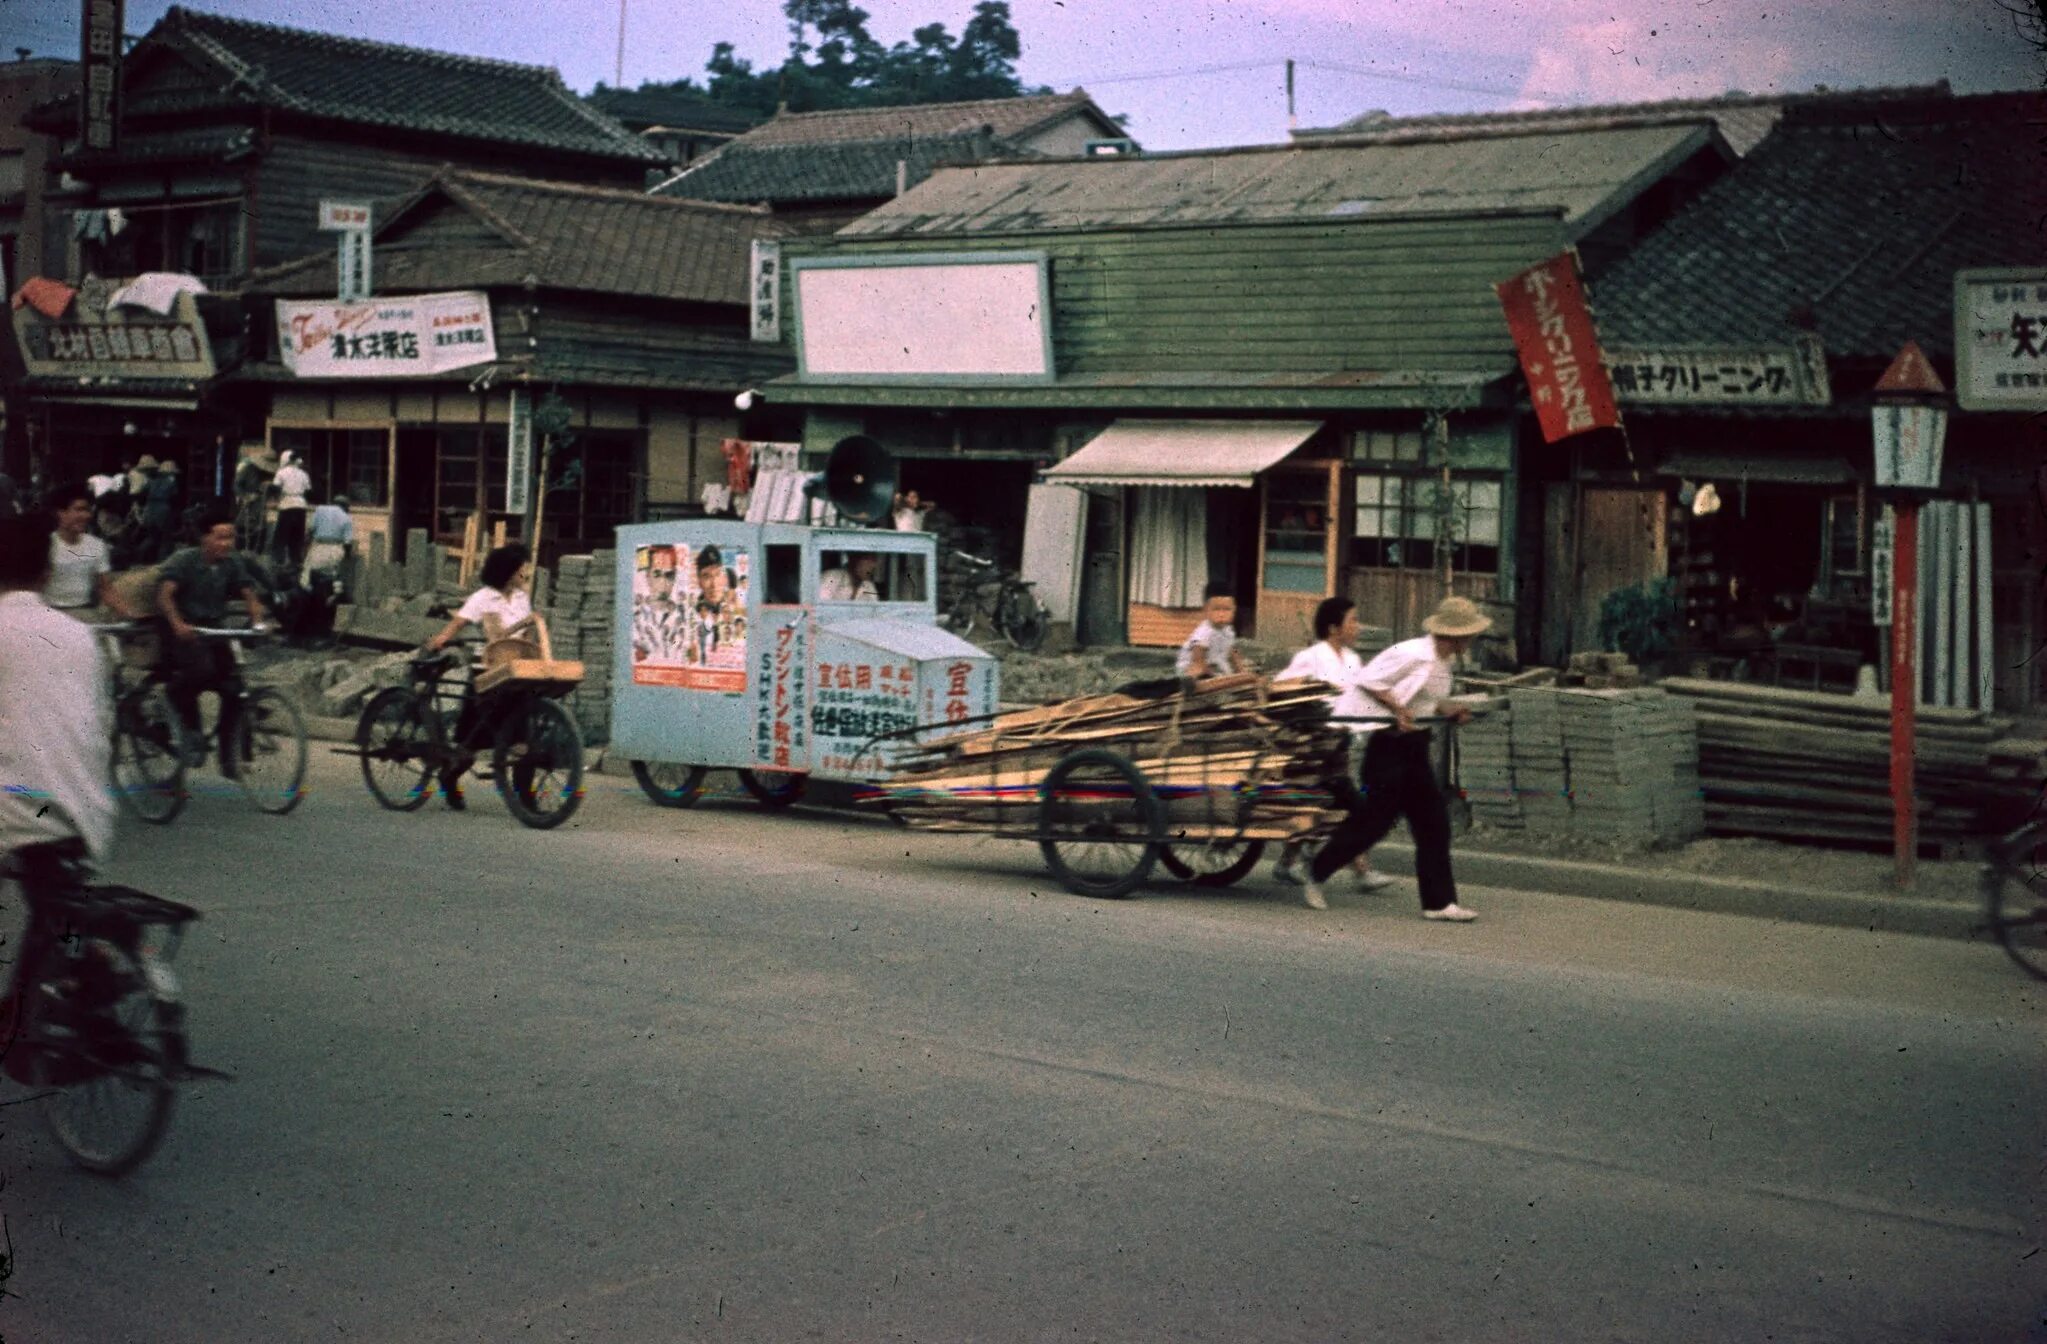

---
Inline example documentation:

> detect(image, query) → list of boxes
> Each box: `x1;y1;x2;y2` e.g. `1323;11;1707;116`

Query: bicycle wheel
39;938;178;1177
1037;748;1163;899
357;688;436;812
946;588;980;639
631;761;710;808
737;769;807;809
494;697;585;830
111;687;186;825
233;687;308;815
1159;840;1267;888
1985;850;2047;982
997;585;1048;652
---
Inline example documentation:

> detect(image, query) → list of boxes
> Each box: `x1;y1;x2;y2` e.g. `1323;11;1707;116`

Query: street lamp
1869;341;1949;890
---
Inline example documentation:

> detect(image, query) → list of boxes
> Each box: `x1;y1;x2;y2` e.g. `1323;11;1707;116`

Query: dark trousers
1310;729;1458;911
273;509;307;572
162;633;242;765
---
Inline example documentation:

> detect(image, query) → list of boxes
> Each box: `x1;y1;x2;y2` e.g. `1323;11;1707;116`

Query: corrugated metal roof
1043;419;1321;487
735;93;1111;148
842;123;1715;237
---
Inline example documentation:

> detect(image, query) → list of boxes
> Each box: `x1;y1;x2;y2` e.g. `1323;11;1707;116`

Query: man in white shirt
1300;595;1490;921
0;516;117;868
818;552;881;602
44;480;139;618
303;491;356;585
271;450;313;572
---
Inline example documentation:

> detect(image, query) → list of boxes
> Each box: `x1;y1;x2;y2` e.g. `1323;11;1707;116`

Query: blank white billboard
794;255;1050;380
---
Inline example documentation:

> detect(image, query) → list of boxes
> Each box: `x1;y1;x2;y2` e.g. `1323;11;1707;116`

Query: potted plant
1597;577;1682;675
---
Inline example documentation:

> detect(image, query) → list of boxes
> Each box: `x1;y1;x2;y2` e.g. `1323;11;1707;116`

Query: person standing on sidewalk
1271;596;1394;898
271;451;312;573
1301;595;1489;919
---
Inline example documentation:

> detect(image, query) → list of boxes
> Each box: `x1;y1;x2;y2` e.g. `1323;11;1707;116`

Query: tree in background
598;0;1046;116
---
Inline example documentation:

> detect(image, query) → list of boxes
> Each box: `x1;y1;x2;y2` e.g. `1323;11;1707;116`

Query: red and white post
1888;500;1918;890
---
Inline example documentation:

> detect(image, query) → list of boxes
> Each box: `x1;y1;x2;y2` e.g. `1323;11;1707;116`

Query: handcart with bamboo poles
859;672;1355;899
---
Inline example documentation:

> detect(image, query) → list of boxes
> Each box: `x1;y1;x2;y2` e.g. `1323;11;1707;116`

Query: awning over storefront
1043;419;1321;488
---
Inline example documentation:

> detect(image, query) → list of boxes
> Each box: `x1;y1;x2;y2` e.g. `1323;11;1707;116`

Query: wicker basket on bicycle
473;614;584;699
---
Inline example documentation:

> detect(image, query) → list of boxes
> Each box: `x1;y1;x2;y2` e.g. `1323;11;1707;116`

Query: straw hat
135;454;159;471
1423;595;1491;637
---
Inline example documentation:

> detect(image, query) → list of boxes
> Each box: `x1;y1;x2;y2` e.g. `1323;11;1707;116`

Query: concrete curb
1366;839;1986;943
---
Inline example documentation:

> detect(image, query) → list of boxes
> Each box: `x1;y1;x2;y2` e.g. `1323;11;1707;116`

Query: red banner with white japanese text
1495;251;1621;443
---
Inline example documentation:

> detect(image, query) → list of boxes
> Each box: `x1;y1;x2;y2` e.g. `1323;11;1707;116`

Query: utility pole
615;0;627;88
1286;59;1296;133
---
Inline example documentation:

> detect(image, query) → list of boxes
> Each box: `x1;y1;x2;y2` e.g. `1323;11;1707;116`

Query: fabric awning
1043;419;1322;488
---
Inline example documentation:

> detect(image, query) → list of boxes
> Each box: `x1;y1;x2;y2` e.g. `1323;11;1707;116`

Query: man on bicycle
156;506;269;774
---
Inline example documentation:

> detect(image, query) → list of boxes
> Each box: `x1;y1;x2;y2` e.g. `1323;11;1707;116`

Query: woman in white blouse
422;543;534;808
1298;595;1489;921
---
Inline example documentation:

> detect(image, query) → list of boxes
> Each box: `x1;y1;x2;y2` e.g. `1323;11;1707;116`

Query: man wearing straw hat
1300;595;1490;920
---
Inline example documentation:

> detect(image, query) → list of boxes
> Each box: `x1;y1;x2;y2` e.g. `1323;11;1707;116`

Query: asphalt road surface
7;753;2045;1342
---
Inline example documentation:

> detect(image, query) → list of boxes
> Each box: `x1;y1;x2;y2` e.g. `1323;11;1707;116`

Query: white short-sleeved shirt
458;586;531;632
274;464;312;510
818;568;878;602
1353;635;1455;735
0;591;115;863
1279;641;1375;730
46;532;111;609
1175;620;1237;677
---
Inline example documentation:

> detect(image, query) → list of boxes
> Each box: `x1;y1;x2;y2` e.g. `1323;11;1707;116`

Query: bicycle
1;840;227;1176
353;645;586;829
105;623;309;824
941;550;1048;651
1984;816;2047;980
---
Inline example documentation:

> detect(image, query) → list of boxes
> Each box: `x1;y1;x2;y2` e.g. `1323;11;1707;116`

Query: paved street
7;751;2045;1342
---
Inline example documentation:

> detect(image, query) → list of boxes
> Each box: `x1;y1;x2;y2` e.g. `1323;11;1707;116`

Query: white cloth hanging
106;271;209;315
1127;486;1208;608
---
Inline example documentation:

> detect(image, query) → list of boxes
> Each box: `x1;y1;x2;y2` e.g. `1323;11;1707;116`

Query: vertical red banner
1496;251;1620;443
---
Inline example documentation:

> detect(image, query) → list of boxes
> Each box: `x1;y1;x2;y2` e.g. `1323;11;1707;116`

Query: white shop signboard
275;290;496;377
1955;268;2047;411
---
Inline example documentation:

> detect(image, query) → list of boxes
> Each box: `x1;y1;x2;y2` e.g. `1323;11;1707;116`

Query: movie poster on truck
630;542;750;691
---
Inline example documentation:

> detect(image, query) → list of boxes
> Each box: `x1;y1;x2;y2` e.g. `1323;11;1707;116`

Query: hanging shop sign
1954;268;2047;411
1604;334;1832;407
80;0;123;152
275;290;495;377
11;282;213;380
750;239;781;343
1495;250;1621;443
506;387;532;516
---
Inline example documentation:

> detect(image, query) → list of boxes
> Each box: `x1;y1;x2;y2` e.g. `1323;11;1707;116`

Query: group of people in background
1177;580;1491;923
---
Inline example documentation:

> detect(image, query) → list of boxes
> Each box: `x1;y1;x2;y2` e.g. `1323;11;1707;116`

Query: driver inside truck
819;552;880;602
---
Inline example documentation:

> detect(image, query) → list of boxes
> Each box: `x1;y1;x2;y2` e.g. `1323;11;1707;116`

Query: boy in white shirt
44;480;139;617
1175;582;1250;680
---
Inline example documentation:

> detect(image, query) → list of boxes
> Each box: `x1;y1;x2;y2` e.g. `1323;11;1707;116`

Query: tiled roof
247;169;778;306
732;91;1113;147
652;130;1008;205
842;122;1719;236
1595;90;2045;364
1295;82;1951;158
584;87;764;135
101;6;664;165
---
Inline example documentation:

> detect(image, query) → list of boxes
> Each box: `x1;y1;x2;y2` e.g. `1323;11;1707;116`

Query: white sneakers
1356;870;1396;892
1422;903;1479;922
1300;881;1329;911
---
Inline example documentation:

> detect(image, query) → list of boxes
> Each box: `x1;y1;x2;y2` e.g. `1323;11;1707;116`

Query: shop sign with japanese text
81;0;122;152
811;657;919;776
1605;335;1831;407
1954;268;2047;411
1495;251;1620;443
12;286;212;380
274;290;495;377
755;614;810;770
750;239;781;343
1870;506;1894;627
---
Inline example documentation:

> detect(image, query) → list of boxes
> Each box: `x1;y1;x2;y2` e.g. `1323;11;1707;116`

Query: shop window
1351;473;1501;574
1350;429;1425;464
87;199;244;287
272;427;390;507
1262;471;1329;594
542;431;639;553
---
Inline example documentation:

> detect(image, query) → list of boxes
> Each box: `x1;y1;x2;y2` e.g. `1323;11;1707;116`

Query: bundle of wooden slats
1661;677;2039;847
865;673;1353;841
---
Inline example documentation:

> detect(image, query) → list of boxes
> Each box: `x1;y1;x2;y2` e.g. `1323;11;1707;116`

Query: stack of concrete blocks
1455;698;1521;830
545;551;616;745
1508;689;1571;834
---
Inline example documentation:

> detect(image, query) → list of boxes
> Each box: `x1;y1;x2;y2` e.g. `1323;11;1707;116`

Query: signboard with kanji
750;239;781;344
506;389;533;516
12;283;213;380
1605;335;1831;407
80;0;122;153
1495;250;1621;443
274;291;495;377
1955;268;2047;411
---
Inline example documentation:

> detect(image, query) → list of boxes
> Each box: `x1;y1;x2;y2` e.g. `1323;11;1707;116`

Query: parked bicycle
1984;816;2047;980
105;623;309;824
353;643;586;829
941;550;1048;651
1;841;227;1175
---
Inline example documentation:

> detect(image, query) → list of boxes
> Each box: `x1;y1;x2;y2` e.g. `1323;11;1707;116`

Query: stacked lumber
545;552;617;744
1463;688;1703;848
1662;677;2036;846
867;674;1352;841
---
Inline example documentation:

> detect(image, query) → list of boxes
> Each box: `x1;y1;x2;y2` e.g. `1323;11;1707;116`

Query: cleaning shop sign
275;291;496;378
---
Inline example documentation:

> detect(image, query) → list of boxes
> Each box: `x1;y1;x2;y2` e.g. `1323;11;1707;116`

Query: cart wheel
1037;748;1163;899
737;769;807;809
1159;840;1266;888
631;761;710;809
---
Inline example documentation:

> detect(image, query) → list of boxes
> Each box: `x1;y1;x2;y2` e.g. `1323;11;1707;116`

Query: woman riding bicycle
422;543;535;809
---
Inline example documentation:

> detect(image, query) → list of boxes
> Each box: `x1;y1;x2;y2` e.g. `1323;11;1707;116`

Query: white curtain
1128;486;1208;608
1915;500;1993;710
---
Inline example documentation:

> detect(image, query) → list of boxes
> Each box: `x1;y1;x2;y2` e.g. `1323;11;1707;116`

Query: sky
5;0;2041;149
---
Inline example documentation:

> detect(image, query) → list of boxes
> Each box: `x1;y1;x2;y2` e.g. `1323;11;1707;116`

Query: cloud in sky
19;0;2042;151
